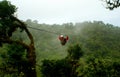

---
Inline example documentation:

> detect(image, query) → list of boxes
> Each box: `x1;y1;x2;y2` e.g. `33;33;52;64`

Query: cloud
8;0;120;26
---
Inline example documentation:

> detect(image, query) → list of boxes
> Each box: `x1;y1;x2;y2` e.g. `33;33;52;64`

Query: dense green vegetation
41;44;83;77
0;0;36;77
0;0;120;77
25;20;120;60
3;19;119;76
1;17;120;76
25;20;120;77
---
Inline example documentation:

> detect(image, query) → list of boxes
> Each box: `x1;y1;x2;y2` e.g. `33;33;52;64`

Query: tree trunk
12;16;37;77
0;16;37;77
26;44;36;77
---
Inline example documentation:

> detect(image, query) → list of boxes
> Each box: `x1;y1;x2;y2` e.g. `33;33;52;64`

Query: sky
7;0;120;26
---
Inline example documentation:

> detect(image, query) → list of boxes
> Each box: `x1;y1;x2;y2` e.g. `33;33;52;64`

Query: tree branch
11;16;34;46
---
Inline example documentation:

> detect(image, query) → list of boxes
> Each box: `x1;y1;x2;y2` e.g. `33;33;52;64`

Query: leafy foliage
102;0;120;10
0;43;28;76
0;0;36;77
41;44;83;77
78;58;120;77
41;59;72;77
0;0;16;17
25;20;120;61
25;20;120;77
1;18;120;76
0;0;18;38
67;44;83;60
0;0;120;76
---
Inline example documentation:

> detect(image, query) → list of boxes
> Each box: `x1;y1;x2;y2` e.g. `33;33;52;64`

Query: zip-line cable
27;26;60;35
27;26;69;45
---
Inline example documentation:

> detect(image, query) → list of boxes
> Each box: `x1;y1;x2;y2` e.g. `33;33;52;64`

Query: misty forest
0;0;120;77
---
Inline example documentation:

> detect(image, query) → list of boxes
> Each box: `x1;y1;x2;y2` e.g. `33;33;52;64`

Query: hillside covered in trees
25;20;120;61
29;20;120;77
0;0;120;77
1;19;120;76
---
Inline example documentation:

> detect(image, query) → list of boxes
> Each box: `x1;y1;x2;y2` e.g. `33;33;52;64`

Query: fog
8;0;120;26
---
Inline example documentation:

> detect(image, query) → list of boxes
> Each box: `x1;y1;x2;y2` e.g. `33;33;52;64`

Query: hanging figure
59;34;69;45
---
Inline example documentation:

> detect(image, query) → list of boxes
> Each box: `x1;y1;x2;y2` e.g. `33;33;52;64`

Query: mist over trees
0;0;120;77
1;17;120;76
1;14;120;76
24;20;120;77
